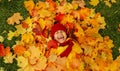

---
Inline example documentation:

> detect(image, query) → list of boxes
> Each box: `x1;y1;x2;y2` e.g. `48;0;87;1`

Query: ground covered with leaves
0;0;120;71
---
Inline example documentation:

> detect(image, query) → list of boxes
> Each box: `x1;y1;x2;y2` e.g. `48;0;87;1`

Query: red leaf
21;22;29;29
32;28;41;35
32;22;42;35
55;13;65;22
0;44;5;57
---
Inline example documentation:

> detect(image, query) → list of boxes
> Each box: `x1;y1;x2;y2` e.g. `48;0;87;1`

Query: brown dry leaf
7;13;23;25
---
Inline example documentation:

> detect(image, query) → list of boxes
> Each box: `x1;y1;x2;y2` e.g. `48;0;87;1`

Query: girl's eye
60;31;63;33
58;30;63;33
56;30;62;34
56;31;59;34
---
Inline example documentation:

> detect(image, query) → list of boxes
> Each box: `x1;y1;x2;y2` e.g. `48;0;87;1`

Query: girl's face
54;30;67;43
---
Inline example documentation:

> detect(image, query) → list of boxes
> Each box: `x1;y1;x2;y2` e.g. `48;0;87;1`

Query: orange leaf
24;0;35;12
7;13;23;25
79;8;90;20
46;0;56;11
5;46;11;55
14;45;26;55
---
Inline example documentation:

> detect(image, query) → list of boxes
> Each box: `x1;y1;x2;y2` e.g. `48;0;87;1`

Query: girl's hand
47;40;58;49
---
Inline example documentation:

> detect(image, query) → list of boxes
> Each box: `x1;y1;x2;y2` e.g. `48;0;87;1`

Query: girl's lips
57;36;64;40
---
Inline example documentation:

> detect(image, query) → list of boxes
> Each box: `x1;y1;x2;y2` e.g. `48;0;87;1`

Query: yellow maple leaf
64;3;73;12
28;46;42;59
89;9;96;18
16;56;28;68
56;3;73;13
81;44;93;56
118;47;120;53
14;24;26;36
72;0;86;8
7;31;15;40
35;55;47;70
35;1;47;10
0;36;4;42
24;17;32;27
38;18;46;30
7;24;26;40
96;14;106;29
104;1;112;7
111;0;116;3
23;51;31;58
84;57;99;70
24;17;33;32
74;23;85;43
104;0;116;7
38;9;52;18
107;56;120;71
61;14;74;24
104;36;114;49
89;0;99;6
0;67;5;71
72;41;83;54
7;13;23;25
4;53;15;63
56;5;65;13
21;33;34;44
48;54;57;62
72;3;79;10
24;0;35;12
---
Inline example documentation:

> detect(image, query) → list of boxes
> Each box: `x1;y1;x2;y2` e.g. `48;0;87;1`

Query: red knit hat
51;23;67;38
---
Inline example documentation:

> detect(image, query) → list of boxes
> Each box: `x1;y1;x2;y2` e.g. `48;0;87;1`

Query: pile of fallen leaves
0;0;120;71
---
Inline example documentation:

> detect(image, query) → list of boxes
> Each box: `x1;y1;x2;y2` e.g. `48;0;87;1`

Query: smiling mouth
57;36;64;40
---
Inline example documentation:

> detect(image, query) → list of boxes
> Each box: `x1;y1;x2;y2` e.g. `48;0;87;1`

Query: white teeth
58;36;64;39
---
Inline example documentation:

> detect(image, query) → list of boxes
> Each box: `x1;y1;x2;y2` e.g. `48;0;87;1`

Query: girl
46;23;83;71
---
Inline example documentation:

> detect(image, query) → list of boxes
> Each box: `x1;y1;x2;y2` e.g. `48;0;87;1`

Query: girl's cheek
54;34;58;40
